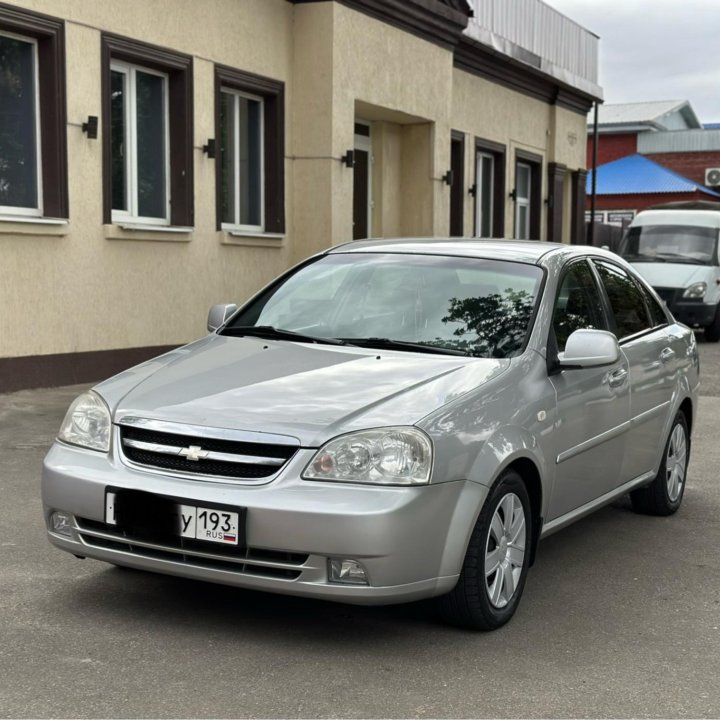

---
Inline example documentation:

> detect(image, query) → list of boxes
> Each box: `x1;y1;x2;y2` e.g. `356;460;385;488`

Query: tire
438;469;532;631
704;305;720;342
630;411;689;516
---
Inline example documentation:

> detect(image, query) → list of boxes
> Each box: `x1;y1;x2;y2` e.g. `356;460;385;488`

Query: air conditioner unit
705;168;720;187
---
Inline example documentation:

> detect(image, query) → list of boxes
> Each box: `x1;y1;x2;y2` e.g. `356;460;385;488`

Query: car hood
106;335;509;446
629;261;711;289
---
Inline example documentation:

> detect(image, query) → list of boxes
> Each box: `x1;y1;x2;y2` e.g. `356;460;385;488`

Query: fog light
51;511;73;536
328;558;368;585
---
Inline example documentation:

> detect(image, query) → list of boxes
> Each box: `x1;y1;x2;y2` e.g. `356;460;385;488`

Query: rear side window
552;261;607;351
637;283;668;328
593;261;652;339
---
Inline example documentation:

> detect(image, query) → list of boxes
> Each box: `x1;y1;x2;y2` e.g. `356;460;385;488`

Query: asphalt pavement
1;341;719;718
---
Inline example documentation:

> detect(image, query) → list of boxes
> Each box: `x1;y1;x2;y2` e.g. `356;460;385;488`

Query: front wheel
631;411;689;516
437;469;532;631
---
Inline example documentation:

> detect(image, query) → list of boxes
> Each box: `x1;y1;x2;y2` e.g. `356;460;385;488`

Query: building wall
586;132;638;167
645;151;720;187
591;191;720;214
0;0;595;389
1;0;298;363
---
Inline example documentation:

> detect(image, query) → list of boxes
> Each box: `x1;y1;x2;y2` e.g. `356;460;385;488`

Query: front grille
76;517;308;581
654;287;678;306
119;425;297;480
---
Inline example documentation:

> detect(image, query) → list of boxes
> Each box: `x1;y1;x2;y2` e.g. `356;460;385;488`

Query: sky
545;0;720;123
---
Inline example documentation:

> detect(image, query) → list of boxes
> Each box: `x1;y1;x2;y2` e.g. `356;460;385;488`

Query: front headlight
302;427;432;486
58;391;111;452
683;282;707;299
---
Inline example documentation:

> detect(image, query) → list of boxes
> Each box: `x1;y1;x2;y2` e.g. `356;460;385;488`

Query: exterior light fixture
442;170;454;186
82;116;98;139
341;150;355;167
203;139;216;158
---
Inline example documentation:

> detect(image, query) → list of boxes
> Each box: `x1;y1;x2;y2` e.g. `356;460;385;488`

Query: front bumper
669;301;716;328
42;441;487;605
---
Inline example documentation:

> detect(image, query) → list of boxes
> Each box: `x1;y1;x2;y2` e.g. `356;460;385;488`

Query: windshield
620;225;718;265
224;253;544;359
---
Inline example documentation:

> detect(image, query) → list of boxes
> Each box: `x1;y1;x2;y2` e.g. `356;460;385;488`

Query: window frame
219;87;265;233
214;64;285;235
109;60;171;226
0;3;67;220
101;33;193;228
590;259;657;343
0;29;42;217
473;137;505;238
514;150;542;240
475;151;495;238
548;257;610;356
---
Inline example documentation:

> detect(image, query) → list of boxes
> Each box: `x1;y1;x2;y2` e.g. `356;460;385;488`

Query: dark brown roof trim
455;36;597;115
292;0;470;50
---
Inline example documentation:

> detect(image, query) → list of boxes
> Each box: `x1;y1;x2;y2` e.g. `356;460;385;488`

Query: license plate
179;504;240;545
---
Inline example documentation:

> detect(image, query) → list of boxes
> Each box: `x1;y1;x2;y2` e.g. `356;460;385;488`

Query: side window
0;8;67;220
102;34;193;228
594;261;653;339
637;282;668;328
552;261;607;351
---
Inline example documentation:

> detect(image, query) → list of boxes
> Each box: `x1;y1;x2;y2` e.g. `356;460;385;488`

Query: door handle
608;368;628;387
660;347;675;363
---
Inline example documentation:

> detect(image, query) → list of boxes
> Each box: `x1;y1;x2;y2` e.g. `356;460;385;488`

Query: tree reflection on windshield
440;289;535;358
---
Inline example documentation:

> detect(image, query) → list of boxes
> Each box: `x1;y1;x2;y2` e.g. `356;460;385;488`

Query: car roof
327;237;614;265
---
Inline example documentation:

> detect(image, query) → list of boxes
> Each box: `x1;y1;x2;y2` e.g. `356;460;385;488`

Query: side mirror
207;303;237;332
558;329;619;368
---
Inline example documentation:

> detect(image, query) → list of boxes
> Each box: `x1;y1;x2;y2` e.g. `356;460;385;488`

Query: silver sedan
42;240;699;630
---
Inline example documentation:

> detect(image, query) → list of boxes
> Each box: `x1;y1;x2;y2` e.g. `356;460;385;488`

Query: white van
619;202;720;341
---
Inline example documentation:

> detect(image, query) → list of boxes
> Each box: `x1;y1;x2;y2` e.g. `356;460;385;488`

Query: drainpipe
588;100;599;246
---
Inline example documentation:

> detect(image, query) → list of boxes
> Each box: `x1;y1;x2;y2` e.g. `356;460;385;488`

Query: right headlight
58;391;111;453
683;282;707;299
302;427;432;486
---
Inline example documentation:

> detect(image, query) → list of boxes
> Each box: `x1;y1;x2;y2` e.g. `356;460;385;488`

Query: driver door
547;259;631;521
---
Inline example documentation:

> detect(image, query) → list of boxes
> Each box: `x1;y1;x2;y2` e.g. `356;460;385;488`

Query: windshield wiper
222;325;348;345
338;337;470;356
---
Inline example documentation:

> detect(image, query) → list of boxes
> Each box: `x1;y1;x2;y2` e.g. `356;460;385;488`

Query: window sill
221;230;285;248
104;224;193;242
0;216;69;236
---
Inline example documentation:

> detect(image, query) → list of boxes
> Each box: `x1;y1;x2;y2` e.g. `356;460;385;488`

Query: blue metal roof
704;123;720;129
587;154;720;197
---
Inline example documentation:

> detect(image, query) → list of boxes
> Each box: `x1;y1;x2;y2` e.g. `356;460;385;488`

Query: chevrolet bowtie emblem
179;445;209;461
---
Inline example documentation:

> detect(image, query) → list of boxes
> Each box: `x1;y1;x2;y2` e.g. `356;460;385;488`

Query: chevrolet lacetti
42;239;699;630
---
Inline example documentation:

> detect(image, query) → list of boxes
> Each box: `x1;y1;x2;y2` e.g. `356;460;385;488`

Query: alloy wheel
485;492;526;609
666;423;687;503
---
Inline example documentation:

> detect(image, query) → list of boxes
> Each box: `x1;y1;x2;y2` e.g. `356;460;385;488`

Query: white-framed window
219;88;264;232
475;152;494;238
515;162;532;240
110;61;169;224
0;30;42;216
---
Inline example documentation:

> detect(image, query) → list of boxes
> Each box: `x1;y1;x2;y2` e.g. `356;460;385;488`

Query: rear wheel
631;411;689;516
704;304;720;342
438;469;532;631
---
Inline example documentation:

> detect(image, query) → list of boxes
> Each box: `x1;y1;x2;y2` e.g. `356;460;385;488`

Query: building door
353;122;372;240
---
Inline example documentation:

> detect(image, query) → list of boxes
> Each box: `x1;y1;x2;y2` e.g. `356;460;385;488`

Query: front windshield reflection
621;225;718;265
225;253;543;359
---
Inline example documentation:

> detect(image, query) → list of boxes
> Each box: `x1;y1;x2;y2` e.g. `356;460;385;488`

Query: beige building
0;0;602;391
